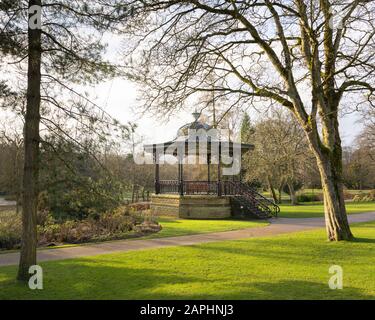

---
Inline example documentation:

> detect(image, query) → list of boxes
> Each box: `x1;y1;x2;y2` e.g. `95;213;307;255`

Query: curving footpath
1;212;375;267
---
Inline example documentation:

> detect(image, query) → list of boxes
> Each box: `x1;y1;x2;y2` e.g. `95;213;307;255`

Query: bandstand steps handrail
226;181;280;218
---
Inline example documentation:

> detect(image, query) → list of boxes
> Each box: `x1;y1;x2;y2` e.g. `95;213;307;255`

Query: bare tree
242;109;309;204
344;109;375;188
121;0;375;240
359;108;375;161
343;145;373;189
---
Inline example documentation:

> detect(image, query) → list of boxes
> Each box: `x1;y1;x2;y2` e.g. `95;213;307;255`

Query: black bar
3;300;372;319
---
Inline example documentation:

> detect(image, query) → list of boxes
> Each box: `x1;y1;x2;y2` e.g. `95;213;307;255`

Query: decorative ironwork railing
224;181;280;218
158;180;179;194
158;180;218;195
184;181;218;195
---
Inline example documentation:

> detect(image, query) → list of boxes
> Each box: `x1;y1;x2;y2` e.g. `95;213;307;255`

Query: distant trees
239;110;375;195
359;108;375;161
0;120;23;212
343;117;375;190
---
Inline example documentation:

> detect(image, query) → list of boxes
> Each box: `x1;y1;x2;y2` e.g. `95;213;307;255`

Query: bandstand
144;112;279;219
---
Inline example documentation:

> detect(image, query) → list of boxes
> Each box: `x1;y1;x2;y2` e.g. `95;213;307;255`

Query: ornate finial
192;109;200;122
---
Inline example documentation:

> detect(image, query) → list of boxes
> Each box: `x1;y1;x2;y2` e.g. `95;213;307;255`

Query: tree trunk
267;176;278;203
277;179;285;204
17;0;42;281
316;153;353;241
299;103;353;241
287;180;298;205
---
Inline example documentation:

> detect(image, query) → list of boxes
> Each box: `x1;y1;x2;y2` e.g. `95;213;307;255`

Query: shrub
343;191;355;200
57;220;94;243
297;193;321;203
97;210;135;234
37;209;53;226
38;222;61;245
46;179;126;221
128;203;151;211
4;195;16;201
352;191;375;202
362;196;372;202
37;206;160;246
134;221;162;234
1;206;161;250
0;211;22;250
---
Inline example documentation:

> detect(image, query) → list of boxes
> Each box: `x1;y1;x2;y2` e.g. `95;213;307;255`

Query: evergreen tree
0;0;130;281
240;113;255;144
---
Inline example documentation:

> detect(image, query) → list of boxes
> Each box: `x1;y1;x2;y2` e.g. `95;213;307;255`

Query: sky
92;78;200;145
92;33;364;148
0;31;364;148
92;77;363;148
92;31;364;148
0;64;363;148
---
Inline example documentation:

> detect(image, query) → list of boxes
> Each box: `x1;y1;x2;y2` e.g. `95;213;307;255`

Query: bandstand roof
144;112;254;156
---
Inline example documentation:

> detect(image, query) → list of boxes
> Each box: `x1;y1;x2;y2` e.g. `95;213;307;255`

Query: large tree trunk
305;111;353;241
316;152;353;241
17;0;42;281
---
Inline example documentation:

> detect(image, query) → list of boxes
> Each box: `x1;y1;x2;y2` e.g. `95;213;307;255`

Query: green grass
302;189;372;195
261;189;373;202
0;221;374;300
279;202;375;218
149;217;268;238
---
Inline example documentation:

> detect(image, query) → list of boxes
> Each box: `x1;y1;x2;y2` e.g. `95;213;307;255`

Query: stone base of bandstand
150;194;232;219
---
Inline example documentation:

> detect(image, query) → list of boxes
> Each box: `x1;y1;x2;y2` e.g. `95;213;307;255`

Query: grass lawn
149;217;268;238
261;189;373;202
279;202;375;218
302;189;372;195
0;221;374;300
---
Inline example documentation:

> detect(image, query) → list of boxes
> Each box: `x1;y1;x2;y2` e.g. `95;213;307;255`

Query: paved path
0;197;16;207
1;212;375;267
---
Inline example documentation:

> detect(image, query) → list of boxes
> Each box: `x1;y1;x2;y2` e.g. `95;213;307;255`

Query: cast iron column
177;142;184;196
207;153;211;194
153;146;160;194
217;143;222;196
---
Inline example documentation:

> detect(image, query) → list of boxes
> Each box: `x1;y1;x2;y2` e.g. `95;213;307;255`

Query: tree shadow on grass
219;279;373;300
0;259;373;300
197;234;375;264
352;237;375;244
0;259;203;300
191;240;323;265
